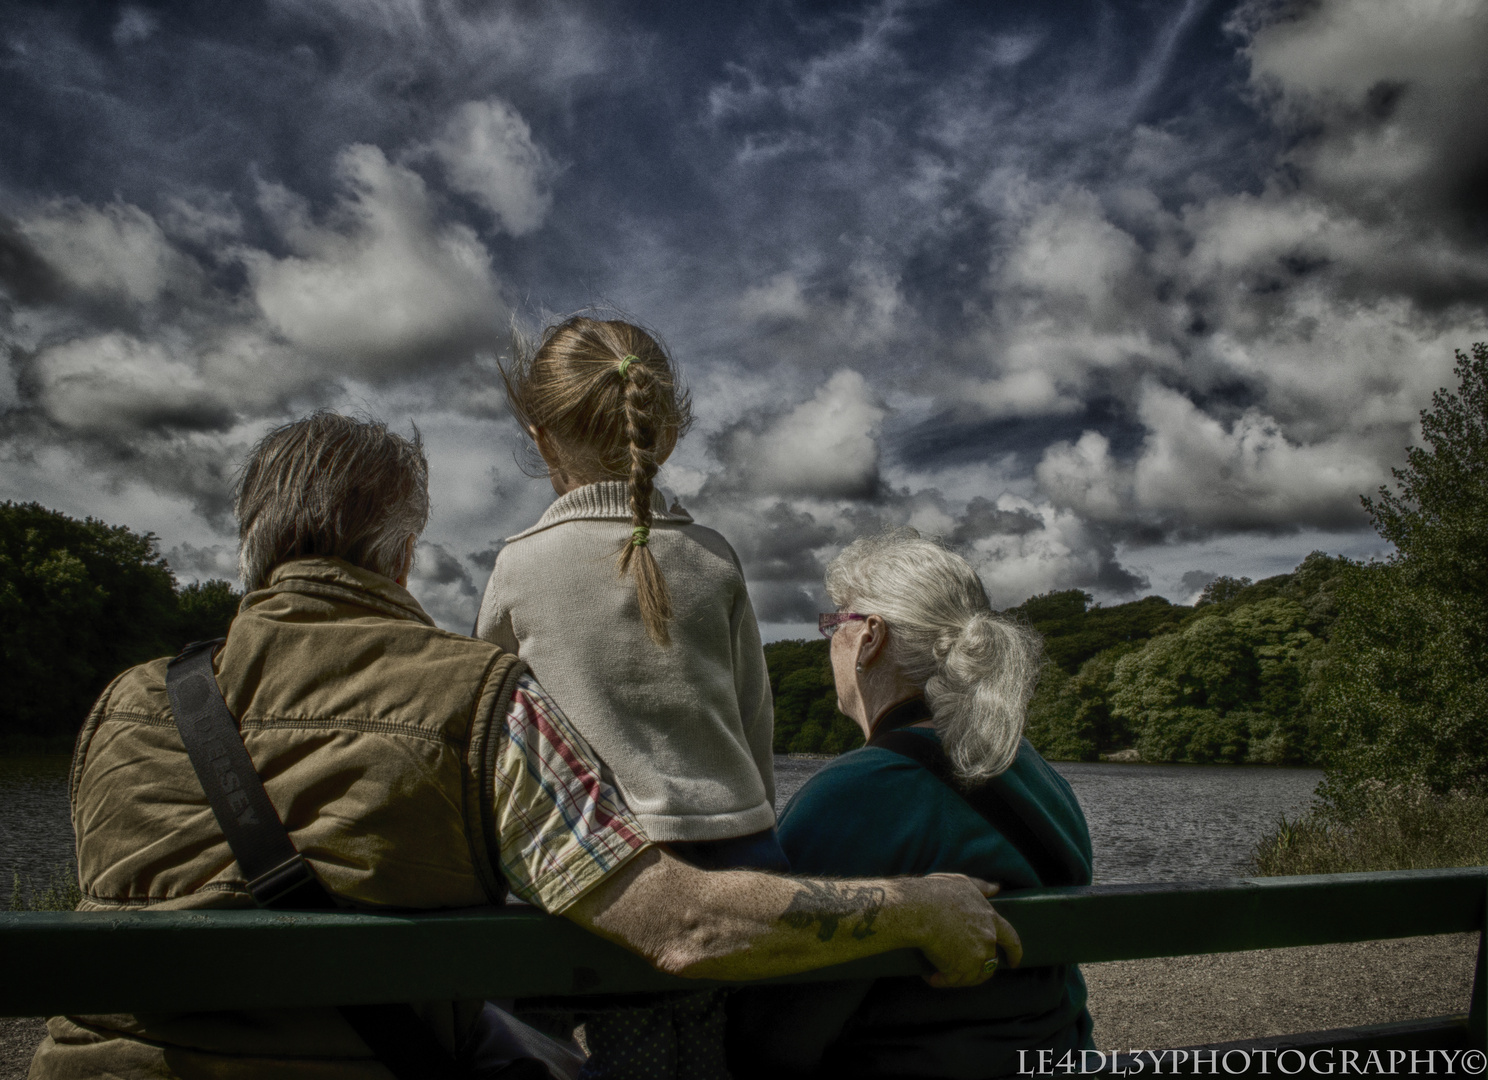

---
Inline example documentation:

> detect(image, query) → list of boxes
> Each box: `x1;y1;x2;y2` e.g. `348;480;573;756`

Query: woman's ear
856;615;890;670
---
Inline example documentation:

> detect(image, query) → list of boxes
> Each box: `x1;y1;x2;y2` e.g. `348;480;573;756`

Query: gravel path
0;1019;43;1080
1084;933;1477;1050
2;934;1475;1077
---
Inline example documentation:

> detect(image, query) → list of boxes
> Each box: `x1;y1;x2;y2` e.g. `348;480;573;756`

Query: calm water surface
0;756;73;892
2;754;1320;889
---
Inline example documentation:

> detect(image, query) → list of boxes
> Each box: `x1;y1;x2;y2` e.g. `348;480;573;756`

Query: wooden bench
3;867;1483;1073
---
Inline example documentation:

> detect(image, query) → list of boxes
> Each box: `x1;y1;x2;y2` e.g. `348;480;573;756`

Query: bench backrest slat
1;868;1482;1018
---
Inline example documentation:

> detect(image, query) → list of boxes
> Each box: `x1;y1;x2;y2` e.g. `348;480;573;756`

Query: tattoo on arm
780;881;886;942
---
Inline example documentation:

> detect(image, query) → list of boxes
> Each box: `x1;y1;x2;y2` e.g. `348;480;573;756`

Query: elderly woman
729;530;1094;1079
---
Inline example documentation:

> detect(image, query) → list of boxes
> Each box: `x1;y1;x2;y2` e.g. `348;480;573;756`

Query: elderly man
29;412;1018;1080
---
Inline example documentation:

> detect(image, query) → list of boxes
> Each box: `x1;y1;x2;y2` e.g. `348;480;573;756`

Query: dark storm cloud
947;497;1043;546
165;541;239;585
1181;569;1218;594
0;217;66;305
410;539;481;629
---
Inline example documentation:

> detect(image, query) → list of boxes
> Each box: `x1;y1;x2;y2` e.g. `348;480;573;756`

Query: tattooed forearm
779;880;887;942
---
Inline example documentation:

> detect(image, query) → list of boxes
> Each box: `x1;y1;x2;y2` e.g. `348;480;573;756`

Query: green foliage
1005;590;1189;674
1109;598;1323;764
1024;647;1137;761
1364;342;1488;604
0;503;243;743
762;638;863;755
176;579;243;645
1251;785;1488;876
1196;575;1252;606
1020;553;1348;763
1313;344;1488;804
1181;554;1349;633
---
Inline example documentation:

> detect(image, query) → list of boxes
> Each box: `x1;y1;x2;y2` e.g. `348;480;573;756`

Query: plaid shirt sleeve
490;672;651;913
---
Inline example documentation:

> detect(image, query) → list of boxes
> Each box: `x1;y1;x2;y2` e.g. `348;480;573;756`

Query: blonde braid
616;360;673;645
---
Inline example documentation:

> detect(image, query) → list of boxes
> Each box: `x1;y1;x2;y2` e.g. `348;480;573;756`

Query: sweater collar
506;480;694;542
246;556;436;626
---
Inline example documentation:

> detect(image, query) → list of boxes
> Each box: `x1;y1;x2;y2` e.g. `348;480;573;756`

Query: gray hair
235;412;430;590
825;528;1041;782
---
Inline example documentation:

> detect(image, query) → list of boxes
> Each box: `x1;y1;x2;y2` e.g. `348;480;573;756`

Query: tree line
0;503;240;748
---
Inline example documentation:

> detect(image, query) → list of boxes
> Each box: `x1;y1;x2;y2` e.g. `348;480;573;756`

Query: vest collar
248;557;436;626
505;480;694;542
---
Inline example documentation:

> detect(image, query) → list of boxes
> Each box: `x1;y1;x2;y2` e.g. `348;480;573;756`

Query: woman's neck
855;683;928;741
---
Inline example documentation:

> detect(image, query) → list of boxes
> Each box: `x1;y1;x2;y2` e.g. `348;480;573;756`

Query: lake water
2;754;1321;892
0;756;73;895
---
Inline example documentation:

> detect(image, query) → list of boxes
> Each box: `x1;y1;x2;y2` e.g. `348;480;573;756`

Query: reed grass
4;865;81;911
1250;783;1488;876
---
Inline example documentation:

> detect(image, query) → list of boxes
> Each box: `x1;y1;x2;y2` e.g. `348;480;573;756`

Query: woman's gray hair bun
825;528;1041;782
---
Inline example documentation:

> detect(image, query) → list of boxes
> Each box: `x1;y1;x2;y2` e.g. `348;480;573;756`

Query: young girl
475;315;784;1080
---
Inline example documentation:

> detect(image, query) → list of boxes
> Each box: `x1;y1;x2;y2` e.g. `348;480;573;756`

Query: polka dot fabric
579;991;731;1080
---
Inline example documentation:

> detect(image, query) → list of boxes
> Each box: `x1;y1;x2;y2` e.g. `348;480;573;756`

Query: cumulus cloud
428;99;557;236
1180;569;1218;603
18;200;201;308
30;333;235;436
711;370;887;498
1037;383;1386;534
244;145;505;374
1240;0;1488;228
961;495;1148;607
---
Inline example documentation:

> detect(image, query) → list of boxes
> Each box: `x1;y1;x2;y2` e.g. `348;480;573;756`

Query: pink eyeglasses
818;612;867;639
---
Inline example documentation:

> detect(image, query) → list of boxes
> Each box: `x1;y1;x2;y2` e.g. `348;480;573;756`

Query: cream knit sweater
474;481;776;843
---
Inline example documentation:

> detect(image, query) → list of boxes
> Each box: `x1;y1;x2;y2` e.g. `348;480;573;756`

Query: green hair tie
617;354;640;378
630;525;650;546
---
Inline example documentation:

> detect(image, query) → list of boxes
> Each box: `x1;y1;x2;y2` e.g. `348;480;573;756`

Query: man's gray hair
235;412;430;590
825;528;1042;782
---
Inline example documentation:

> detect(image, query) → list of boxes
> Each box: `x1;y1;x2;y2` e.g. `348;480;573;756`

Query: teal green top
729;732;1095;1078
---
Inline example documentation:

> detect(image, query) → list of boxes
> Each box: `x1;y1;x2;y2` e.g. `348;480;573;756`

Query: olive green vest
30;557;527;1079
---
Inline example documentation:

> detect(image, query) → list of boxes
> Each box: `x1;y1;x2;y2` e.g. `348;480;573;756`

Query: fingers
916;875;1023;989
991;906;1023;968
969;877;1000;899
910;875;1013;989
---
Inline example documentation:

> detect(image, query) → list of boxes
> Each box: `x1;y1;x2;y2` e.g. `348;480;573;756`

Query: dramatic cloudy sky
2;0;1486;636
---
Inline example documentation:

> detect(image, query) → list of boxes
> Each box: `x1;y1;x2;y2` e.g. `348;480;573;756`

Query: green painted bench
3;867;1483;1070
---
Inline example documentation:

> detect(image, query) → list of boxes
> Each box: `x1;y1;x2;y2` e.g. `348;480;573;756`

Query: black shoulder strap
165;639;471;1080
166;641;330;908
870;729;1077;888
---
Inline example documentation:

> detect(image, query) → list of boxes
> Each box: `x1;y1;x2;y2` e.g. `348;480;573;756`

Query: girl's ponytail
617;358;674;645
503;314;692;648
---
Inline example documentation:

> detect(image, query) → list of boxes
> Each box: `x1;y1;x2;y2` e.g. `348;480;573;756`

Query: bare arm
563;847;1022;988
